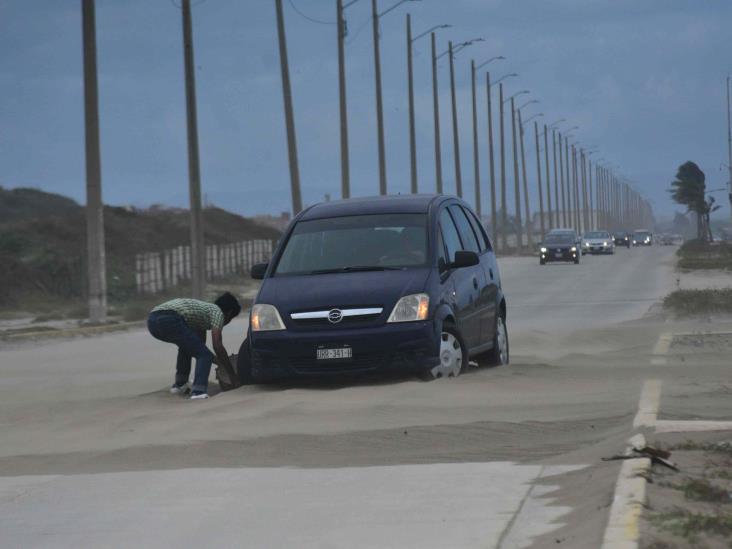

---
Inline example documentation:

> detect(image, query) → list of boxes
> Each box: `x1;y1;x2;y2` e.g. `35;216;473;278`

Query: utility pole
534;121;545;239
371;0;387;195
511;97;523;249
448;41;462;197
518;109;532;248
552;130;559;227
588;157;594;229
565;137;572;228
543;125;552;231
471;60;480;214
81;0;106;322
486;73;497;240
275;0;303;215
499;83;508;250
558;132;566;226
336;0;350;198
406;13;417;193
181;0;205;299
431;33;443;193
727;75;732;228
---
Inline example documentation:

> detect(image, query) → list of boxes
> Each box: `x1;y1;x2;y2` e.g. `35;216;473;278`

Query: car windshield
544;235;575;245
274;213;428;275
634;231;651;239
584;231;609;239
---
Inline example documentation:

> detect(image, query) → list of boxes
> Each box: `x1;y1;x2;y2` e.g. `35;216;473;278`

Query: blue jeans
147;310;214;393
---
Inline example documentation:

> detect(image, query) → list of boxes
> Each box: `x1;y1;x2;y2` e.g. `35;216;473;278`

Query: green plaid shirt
152;298;225;331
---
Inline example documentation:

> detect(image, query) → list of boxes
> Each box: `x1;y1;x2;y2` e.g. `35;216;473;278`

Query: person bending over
147;292;241;400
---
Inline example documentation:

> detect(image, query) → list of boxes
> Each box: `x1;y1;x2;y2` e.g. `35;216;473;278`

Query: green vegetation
677;239;732;271
669;161;719;242
650;510;732;540
0;186;280;310
664;288;732;316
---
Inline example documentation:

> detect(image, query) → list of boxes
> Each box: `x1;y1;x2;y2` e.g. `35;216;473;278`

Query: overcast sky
1;0;731;221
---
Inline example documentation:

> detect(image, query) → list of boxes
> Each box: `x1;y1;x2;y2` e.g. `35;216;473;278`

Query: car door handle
472;277;478;289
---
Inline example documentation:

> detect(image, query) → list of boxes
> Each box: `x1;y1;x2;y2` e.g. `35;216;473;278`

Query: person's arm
211;328;239;387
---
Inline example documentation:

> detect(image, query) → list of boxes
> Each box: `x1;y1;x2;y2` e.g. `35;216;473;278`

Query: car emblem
328;309;343;324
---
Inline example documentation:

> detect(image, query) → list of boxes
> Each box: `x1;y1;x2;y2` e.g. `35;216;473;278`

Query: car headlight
251;304;286;331
540;247;547;253
603;241;608;246
387;293;429;323
571;246;577;252
584;242;589;246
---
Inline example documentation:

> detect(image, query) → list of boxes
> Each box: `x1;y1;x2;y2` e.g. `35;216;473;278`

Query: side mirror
250;262;268;280
450;250;479;269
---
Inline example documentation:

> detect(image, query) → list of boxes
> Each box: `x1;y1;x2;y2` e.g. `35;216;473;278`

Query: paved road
2;244;716;548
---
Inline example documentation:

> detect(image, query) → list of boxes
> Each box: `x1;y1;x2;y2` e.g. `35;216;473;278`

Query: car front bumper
540;247;578;262
249;320;440;379
584;243;614;254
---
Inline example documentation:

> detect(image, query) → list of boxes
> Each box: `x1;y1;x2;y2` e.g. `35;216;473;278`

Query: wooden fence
135;239;274;294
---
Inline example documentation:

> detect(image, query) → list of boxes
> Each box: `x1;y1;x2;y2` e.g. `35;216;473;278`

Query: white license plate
554;252;563;257
316;347;352;360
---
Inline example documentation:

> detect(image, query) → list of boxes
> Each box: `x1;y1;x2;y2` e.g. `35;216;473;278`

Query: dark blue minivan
237;195;508;382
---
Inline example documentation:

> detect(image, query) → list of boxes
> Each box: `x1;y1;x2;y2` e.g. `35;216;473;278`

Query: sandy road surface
2;245;731;548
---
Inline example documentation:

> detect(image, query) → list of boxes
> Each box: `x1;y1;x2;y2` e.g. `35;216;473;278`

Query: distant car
659;233;675;246
546;228;581;248
582;230;615;255
613;231;631;247
540;232;580;265
632;230;653;246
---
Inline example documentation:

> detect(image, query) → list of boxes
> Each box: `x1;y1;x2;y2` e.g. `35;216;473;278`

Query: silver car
582;230;615;255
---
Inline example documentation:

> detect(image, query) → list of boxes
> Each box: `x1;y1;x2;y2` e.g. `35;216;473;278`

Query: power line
286;0;336;25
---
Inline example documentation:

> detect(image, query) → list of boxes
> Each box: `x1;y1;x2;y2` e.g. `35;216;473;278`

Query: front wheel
419;324;467;380
235;338;255;385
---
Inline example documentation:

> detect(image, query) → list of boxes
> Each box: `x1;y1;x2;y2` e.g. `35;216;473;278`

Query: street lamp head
518;99;539;110
568;125;579;131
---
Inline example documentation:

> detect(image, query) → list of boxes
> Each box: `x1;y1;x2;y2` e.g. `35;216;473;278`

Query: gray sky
1;0;731;220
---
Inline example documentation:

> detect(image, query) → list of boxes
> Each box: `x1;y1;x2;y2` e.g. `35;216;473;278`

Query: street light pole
471;59;480;214
406;13;417;193
518;109;532;248
543;125;552;230
499;83;507;250
336;0;351;198
81;0;107;321
181;0;206;299
486;72;496;239
552;129;559;227
534;121;545;240
275;0;303;215
511;97;523;250
727;75;732;228
431;32;442;193
371;0;387;195
448;41;462;197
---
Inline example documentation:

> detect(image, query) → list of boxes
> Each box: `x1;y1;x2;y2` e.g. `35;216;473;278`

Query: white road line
632;379;661;428
655;420;732;433
650;333;672;365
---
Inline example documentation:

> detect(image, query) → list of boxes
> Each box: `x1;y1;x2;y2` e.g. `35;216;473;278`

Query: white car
582;230;615;255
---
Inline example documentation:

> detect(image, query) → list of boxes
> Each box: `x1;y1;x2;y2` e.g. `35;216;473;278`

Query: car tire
418;322;467;380
482;313;509;366
236;338;255;385
539;258;546;265
574;254;580;264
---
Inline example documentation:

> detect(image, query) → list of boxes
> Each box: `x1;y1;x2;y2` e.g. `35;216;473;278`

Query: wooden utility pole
727;76;732;228
336;0;350;198
371;0;387;195
431;33;443;193
275;0;303;215
518;109;532;248
181;0;205;299
448;42;462;197
81;0;107;322
543;125;552;230
552;130;559;228
471;60;480;214
486;73;497;241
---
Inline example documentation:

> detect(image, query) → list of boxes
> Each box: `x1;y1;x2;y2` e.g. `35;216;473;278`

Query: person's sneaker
190;391;209;400
170;383;190;395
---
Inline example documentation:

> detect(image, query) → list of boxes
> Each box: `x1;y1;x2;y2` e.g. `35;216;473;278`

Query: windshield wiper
308;265;404;275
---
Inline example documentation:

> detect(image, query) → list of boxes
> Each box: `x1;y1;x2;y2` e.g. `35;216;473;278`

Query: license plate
555;252;563;258
316;347;352;360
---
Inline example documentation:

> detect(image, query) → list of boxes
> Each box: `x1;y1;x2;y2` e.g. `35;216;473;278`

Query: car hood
256;268;432;316
584;238;610;244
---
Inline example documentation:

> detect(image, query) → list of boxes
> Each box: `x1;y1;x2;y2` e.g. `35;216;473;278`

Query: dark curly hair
215;292;241;320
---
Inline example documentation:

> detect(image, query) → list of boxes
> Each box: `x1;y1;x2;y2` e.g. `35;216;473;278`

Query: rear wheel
482;314;509;366
574;254;580;264
419;323;467;380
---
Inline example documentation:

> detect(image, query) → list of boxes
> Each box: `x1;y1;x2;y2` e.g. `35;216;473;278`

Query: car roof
298;194;449;221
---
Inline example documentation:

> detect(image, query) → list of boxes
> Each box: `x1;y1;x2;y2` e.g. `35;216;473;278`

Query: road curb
1;320;145;342
601;434;651;549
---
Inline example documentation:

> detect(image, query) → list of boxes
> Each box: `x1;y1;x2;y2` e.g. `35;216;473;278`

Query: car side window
448;205;480;253
439;209;463;262
436;226;447;268
462;206;492;252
